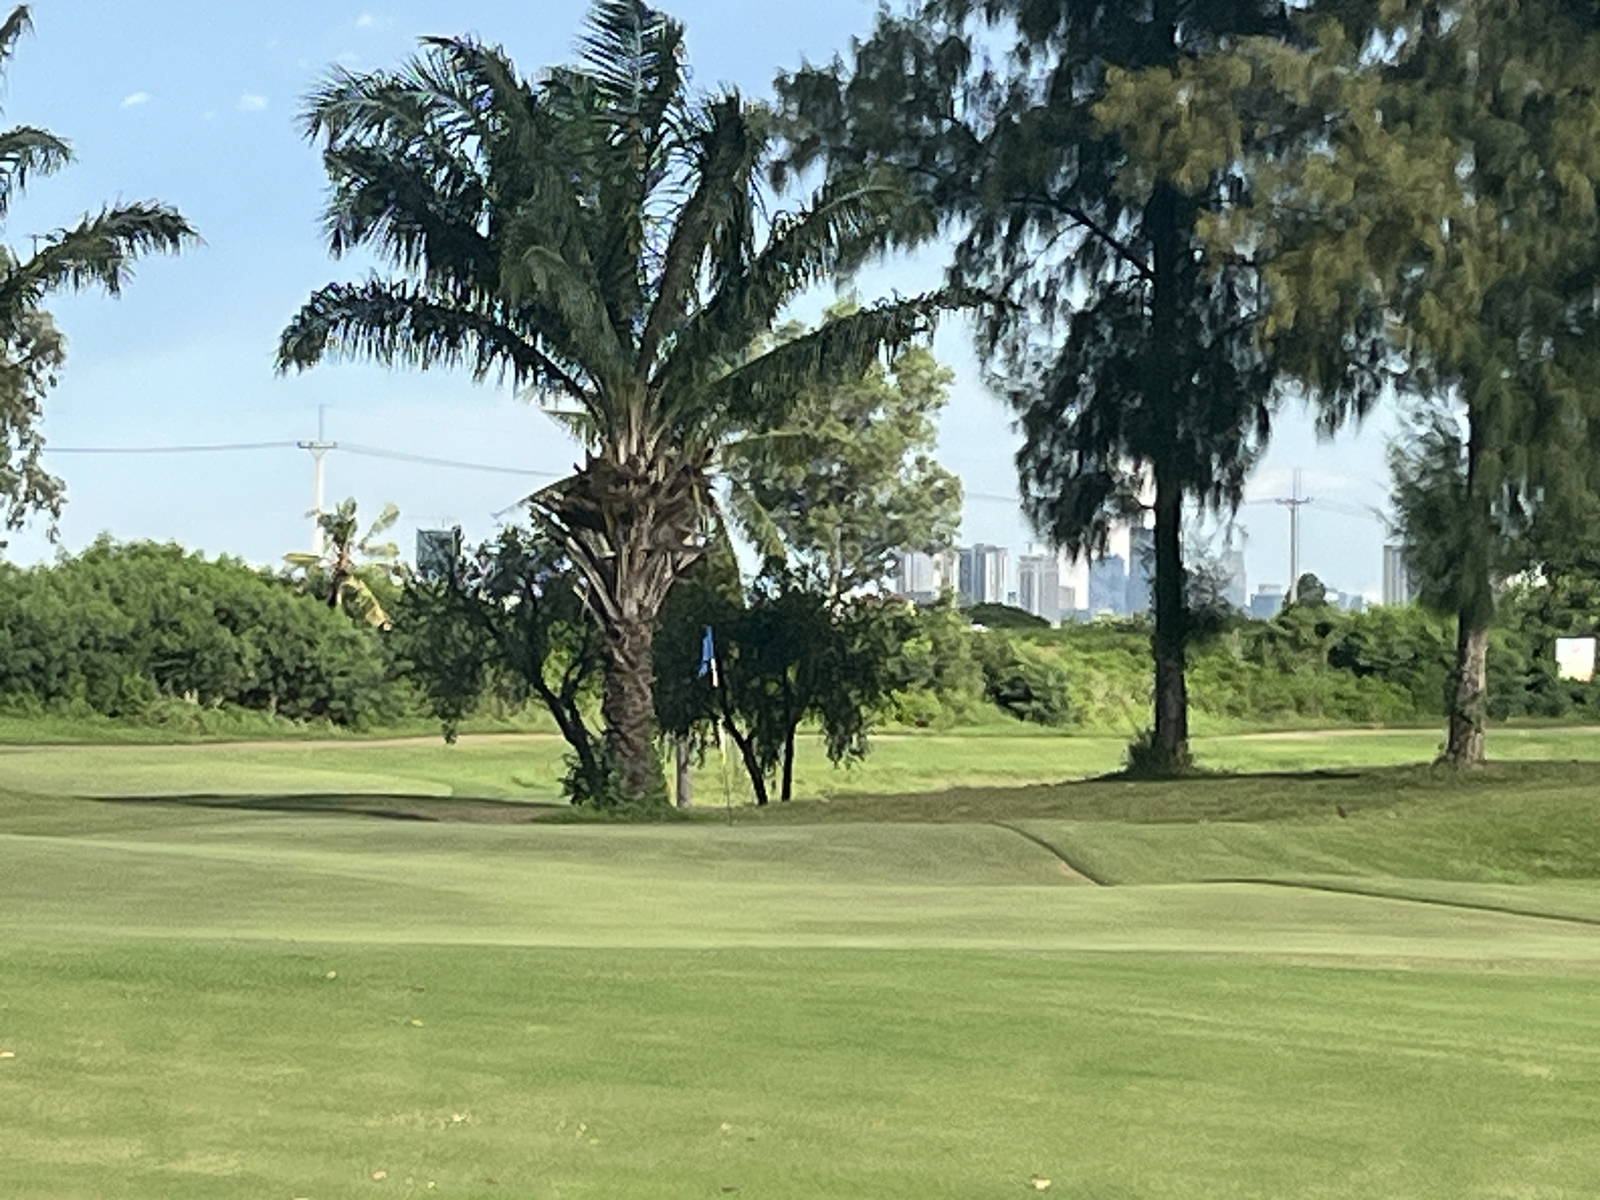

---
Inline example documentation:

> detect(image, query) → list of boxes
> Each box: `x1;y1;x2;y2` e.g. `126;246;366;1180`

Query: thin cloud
355;12;382;28
237;93;269;113
121;91;151;109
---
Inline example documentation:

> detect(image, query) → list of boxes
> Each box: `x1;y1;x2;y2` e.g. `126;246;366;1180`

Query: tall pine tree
778;1;1380;771
1194;0;1600;765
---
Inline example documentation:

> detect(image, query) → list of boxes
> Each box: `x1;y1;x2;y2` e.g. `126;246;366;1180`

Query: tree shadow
90;793;567;824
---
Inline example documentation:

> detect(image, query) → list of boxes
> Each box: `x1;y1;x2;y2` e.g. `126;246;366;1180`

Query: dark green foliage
965;602;1048;631
972;634;1072;727
1289;574;1330;610
0;540;391;725
882;598;988;728
658;562;907;804
390;527;610;802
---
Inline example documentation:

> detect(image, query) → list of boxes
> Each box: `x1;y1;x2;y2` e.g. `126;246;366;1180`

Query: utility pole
297;405;337;554
1274;468;1313;602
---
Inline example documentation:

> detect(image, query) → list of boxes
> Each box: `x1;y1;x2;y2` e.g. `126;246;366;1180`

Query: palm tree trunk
1151;465;1190;770
601;617;666;804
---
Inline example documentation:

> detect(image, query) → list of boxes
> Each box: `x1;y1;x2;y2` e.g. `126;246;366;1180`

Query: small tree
658;562;905;804
392;526;609;800
724;315;961;596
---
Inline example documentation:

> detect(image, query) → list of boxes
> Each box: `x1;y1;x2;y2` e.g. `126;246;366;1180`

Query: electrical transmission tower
1272;468;1314;601
296;405;337;554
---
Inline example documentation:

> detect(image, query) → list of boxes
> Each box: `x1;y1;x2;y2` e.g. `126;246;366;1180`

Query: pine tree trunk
1146;177;1190;775
601;617;665;805
1443;415;1491;769
1445;609;1490;767
1151;467;1190;771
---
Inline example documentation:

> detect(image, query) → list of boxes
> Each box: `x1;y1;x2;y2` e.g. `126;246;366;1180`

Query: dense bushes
889;600;1597;731
0;540;1591;739
0;540;396;726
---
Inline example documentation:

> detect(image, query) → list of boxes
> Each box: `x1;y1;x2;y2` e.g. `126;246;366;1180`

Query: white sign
1556;637;1598;683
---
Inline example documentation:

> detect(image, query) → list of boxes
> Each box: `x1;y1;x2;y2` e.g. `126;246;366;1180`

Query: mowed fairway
2;730;1599;1197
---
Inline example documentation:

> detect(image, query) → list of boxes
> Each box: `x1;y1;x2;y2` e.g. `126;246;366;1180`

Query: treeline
0;541;396;729
2;540;1591;745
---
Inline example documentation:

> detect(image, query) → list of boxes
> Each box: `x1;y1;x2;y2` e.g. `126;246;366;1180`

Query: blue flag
697;627;716;681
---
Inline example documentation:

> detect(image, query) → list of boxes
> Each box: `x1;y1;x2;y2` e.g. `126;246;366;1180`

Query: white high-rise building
891;549;958;602
1382;544;1414;606
957;544;1010;605
1017;553;1062;624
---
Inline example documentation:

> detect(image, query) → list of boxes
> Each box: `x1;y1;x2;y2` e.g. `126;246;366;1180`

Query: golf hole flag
698;627;719;687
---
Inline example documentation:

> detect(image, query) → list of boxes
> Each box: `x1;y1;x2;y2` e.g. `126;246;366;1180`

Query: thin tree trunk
1151;467;1190;770
724;717;769;806
780;726;797;803
675;734;694;809
1445;615;1489;766
601;617;665;805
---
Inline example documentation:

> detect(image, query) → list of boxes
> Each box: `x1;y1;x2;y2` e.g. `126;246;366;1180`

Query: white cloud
120;91;151;109
237;93;269;113
355;12;382;28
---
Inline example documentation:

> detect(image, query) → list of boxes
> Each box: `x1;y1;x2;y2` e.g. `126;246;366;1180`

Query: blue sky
7;0;1398;597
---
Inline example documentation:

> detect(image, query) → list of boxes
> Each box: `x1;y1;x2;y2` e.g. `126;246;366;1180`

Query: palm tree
278;1;960;804
285;499;402;628
0;5;196;532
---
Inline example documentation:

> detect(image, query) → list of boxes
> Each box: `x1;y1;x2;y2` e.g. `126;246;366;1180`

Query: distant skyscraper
1382;544;1414;606
1125;527;1155;614
891;549;958;603
1088;554;1127;615
1335;590;1368;614
1221;548;1248;610
1018;553;1062;624
957;544;1009;606
1250;583;1286;620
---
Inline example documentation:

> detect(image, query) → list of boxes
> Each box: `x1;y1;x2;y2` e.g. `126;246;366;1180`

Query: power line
46;440;299;455
339;443;566;480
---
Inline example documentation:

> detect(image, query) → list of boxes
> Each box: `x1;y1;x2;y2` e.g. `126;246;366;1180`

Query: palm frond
276;279;586;398
0;125;71;218
0;5;31;76
0;203;196;317
636;92;763;374
660;169;928;396
577;0;686;137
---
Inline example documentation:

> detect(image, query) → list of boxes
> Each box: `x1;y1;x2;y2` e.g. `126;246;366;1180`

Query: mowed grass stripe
3;943;1599;1199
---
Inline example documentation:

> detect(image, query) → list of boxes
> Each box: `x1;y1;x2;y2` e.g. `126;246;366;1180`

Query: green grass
2;729;1599;1197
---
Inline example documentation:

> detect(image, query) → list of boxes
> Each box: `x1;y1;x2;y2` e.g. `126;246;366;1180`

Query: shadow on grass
743;760;1600;826
89;793;568;824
